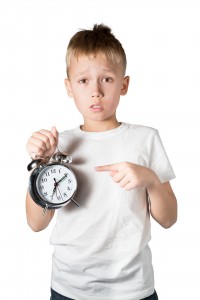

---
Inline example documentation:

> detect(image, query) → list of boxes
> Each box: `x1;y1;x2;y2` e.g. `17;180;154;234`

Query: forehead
68;53;124;77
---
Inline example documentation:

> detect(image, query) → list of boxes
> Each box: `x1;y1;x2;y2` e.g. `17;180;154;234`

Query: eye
79;79;88;84
101;77;113;83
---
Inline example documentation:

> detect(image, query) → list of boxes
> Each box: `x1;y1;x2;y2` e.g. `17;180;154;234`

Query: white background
0;0;200;299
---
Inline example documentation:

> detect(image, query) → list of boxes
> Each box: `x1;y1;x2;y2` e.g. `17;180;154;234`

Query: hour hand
51;178;58;198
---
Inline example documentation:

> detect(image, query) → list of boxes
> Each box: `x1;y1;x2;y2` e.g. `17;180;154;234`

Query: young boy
26;24;177;300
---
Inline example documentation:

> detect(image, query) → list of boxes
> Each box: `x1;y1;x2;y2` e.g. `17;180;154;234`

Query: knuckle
51;139;57;147
26;141;34;153
37;149;45;157
123;162;129;168
43;136;50;144
32;131;39;137
38;140;46;149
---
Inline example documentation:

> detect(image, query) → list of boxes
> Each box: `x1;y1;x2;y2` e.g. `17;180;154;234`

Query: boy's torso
50;123;171;300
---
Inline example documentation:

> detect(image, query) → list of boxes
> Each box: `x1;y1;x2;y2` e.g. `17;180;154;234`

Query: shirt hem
51;281;154;300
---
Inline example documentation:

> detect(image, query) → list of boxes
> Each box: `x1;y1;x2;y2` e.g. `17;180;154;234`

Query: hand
26;127;58;159
95;162;160;191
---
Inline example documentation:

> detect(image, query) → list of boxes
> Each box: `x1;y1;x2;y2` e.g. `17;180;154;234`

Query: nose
91;82;103;99
92;92;102;98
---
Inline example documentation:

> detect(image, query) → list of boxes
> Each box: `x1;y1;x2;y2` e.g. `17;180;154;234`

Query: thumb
51;126;59;139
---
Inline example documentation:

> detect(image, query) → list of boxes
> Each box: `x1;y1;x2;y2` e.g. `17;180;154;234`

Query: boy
26;24;177;300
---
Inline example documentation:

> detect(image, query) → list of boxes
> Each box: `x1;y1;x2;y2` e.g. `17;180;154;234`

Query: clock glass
35;164;77;205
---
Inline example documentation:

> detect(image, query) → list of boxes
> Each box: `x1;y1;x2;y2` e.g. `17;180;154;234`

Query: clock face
35;163;77;205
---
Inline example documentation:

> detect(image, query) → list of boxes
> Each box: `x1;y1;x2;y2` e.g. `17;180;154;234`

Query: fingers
26;127;58;159
95;162;126;172
51;126;59;139
111;170;133;190
95;165;113;172
95;162;136;191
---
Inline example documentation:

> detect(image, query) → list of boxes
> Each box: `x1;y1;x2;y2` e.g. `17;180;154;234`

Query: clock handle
52;151;72;164
27;158;43;171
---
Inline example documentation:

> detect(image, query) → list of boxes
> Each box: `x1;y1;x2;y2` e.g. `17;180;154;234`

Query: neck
81;119;121;132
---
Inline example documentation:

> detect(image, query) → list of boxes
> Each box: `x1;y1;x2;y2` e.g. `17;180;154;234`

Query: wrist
146;169;161;190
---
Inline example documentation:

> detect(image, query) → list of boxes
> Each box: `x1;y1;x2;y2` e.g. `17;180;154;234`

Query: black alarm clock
27;151;79;214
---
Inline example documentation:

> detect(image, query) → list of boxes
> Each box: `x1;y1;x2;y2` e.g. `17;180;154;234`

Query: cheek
106;91;120;108
73;96;88;113
71;88;84;104
107;84;122;98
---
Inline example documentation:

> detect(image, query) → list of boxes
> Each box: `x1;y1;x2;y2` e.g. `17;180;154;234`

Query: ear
64;78;73;98
120;76;130;96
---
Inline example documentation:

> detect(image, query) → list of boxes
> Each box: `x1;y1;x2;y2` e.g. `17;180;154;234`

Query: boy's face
65;53;129;129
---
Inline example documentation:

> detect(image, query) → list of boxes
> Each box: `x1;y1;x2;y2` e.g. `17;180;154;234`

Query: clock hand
55;186;63;201
58;186;63;201
51;178;58;198
52;176;79;207
52;176;66;199
57;174;68;184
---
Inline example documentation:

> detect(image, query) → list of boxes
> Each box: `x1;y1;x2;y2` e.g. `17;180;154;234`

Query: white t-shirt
50;123;175;300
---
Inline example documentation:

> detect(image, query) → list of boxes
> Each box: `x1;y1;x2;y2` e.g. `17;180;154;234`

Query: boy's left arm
146;180;177;228
96;162;177;229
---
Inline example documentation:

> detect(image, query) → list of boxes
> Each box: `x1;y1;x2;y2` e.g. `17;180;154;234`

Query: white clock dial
36;164;77;204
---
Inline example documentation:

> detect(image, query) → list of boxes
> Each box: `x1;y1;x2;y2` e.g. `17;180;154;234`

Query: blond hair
66;24;127;76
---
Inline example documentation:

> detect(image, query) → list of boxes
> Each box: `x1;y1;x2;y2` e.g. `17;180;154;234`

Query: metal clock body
28;152;78;211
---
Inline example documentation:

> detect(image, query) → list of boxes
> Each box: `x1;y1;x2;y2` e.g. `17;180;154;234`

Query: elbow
161;221;176;229
160;215;177;229
27;219;46;232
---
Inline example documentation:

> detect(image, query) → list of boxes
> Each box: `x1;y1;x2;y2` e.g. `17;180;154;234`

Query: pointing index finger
95;164;117;172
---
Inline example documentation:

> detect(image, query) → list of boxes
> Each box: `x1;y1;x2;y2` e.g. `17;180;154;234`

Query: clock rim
29;161;77;209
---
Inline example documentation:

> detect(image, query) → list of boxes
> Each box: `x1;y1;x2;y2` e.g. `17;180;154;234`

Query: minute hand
57;174;68;184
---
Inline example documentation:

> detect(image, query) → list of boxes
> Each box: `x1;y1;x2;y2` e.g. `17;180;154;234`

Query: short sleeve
148;130;176;183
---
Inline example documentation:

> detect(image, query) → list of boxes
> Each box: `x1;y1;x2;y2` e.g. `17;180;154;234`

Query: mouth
90;105;103;112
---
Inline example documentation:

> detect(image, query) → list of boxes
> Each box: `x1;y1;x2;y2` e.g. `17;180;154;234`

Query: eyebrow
75;68;116;77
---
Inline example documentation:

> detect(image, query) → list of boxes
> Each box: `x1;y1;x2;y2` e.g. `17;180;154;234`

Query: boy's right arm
26;191;55;232
26;127;58;232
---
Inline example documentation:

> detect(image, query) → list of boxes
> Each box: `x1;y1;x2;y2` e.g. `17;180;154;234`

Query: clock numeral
41;178;47;183
45;172;50;177
51;169;56;174
43;192;48;196
68;179;72;184
67;187;71;191
63;193;68;197
57;196;61;201
39;185;44;190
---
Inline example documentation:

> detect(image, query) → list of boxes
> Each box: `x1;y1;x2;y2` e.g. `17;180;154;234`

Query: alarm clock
27;151;79;214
